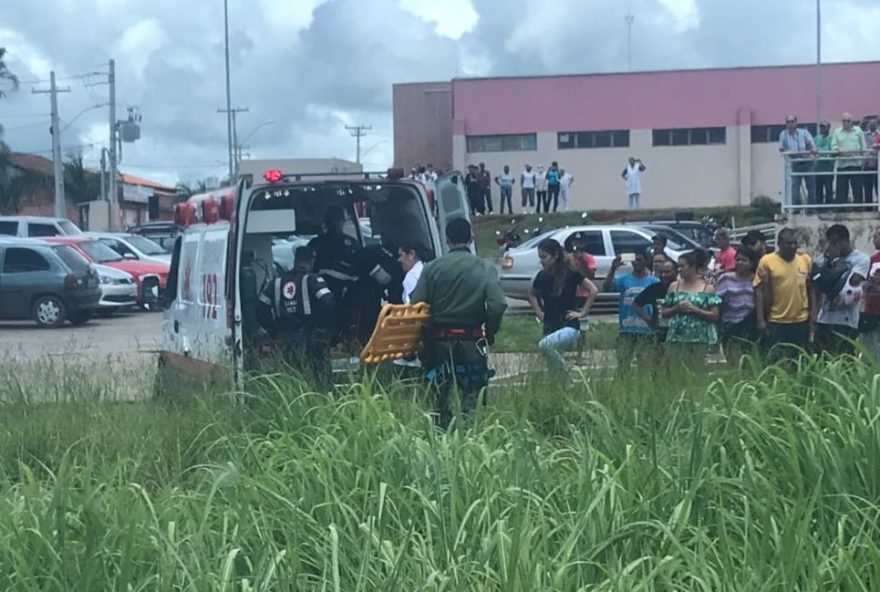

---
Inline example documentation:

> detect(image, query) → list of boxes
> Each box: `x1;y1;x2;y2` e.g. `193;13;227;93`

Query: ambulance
157;168;471;390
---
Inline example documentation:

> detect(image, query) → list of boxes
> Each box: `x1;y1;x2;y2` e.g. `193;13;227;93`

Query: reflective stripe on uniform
258;293;272;306
301;275;312;316
320;268;359;282
316;288;332;299
273;277;282;318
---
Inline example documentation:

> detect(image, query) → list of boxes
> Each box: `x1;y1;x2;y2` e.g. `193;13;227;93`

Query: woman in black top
528;238;598;371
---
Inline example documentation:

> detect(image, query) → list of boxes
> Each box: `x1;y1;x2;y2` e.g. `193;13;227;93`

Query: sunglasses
786;119;796;124
843;119;852;122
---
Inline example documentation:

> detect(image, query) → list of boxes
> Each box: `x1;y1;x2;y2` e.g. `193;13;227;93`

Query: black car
126;221;183;252
0;238;101;327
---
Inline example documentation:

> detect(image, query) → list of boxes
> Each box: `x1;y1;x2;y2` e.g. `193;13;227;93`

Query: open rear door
435;172;475;254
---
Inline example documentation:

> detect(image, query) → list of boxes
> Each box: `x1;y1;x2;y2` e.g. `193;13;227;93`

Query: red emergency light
174;202;196;226
201;197;219;224
263;169;283;183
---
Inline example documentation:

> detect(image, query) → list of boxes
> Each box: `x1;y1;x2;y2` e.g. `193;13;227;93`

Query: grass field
1;348;879;589
492;315;618;353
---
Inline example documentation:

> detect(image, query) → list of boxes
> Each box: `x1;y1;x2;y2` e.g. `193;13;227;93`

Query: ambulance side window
164;236;183;308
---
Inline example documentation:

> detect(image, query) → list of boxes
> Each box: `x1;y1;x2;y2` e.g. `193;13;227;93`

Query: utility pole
217;106;248;178
32;71;71;218
815;0;822;127
108;59;117;219
223;0;234;181
346;124;372;164
625;12;635;72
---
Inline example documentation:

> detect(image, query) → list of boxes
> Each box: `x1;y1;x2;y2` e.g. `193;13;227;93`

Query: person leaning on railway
410;218;507;428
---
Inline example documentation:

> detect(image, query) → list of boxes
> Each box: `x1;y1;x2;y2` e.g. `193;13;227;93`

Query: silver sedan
496;225;687;301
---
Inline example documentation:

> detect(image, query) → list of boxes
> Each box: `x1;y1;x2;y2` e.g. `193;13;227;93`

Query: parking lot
1;311;163;361
0;312;164;401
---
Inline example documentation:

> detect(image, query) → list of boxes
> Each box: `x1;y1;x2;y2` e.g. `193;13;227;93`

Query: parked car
87;232;172;264
92;264;138;315
496;225;687;301
628;219;715;248
126;221;183;251
0;216;83;238
0;237;100;327
42;236;169;310
623;222;701;250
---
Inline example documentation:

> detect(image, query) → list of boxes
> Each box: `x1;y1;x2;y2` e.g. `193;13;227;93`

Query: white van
0;216;83;238
158;169;470;389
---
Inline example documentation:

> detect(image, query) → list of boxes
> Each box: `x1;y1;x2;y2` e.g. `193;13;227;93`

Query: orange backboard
359;303;431;364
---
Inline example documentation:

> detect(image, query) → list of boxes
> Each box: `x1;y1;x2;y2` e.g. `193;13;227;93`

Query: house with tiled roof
2;151;178;229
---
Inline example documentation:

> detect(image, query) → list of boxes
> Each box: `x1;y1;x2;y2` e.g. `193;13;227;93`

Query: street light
235;119;275;174
360;139;388;160
239;119;275;147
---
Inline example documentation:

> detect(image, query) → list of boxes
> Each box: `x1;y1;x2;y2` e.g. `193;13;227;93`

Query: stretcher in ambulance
156;168;471;391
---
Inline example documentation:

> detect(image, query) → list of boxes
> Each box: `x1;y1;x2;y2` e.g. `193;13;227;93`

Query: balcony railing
781;151;879;213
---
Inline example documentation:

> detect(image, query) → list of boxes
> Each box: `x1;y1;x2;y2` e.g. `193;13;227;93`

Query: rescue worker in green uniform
411;218;507;428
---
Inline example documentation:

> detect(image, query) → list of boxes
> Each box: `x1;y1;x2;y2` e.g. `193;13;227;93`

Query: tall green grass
0;354;879;589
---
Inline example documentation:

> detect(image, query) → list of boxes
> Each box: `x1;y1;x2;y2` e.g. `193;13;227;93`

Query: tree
64;154;101;204
174;180;209;201
0;144;47;215
0;48;19;100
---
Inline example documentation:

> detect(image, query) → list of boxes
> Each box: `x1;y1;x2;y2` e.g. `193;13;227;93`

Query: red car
43;236;169;310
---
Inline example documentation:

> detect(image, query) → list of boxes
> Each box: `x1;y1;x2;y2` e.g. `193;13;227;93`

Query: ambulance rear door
434;171;474;254
162;222;233;374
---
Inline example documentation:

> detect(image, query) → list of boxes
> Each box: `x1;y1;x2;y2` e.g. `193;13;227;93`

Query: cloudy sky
1;0;878;187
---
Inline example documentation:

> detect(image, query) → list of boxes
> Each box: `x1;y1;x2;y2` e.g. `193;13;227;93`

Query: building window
652;127;727;146
466;133;537;153
558;130;630;150
753;123;817;143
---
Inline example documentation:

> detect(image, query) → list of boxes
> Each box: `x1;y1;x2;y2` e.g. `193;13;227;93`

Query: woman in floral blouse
661;250;721;368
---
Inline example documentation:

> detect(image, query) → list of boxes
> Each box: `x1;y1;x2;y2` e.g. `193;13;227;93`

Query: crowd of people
781;113;880;208
527;222;880;374
464;162;576;215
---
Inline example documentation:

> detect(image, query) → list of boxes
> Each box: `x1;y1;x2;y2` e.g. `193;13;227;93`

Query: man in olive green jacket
411;218;507;427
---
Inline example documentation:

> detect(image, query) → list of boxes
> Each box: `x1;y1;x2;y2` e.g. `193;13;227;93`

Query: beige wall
453;127;789;212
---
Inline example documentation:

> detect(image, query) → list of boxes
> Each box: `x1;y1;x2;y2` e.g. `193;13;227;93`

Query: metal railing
782;151;879;213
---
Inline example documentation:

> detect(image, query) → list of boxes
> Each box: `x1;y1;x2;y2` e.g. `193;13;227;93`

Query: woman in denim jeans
528;238;597;371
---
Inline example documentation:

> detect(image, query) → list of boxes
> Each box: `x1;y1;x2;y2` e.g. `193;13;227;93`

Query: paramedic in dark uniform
257;246;336;383
411;218;507;428
309;206;392;343
308;206;362;290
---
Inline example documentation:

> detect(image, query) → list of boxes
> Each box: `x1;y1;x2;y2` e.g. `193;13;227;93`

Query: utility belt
431;327;485;341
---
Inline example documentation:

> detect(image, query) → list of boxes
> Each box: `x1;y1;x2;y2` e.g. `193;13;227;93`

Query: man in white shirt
622;157;646;209
535;165;548;213
559;169;574;212
394;244;425;368
520;164;536;212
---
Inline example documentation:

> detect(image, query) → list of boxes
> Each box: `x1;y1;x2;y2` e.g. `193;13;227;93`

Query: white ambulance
158;168;471;390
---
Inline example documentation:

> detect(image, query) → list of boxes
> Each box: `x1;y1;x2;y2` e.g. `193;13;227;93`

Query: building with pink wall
394;61;880;211
392;81;453;173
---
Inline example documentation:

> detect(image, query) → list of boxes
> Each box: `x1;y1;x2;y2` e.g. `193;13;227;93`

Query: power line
345;124;372;164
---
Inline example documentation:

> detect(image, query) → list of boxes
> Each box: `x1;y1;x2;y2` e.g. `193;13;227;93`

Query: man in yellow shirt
754;228;814;359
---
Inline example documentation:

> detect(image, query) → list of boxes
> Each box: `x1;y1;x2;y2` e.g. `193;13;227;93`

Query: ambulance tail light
263;169;283;183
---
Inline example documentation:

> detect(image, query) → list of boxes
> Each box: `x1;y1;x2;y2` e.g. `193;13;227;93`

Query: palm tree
0;48;19;100
64;154;101;204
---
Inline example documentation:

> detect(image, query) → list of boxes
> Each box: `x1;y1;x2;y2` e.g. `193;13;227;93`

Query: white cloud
113;19;170;82
0;28;53;79
399;0;478;39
